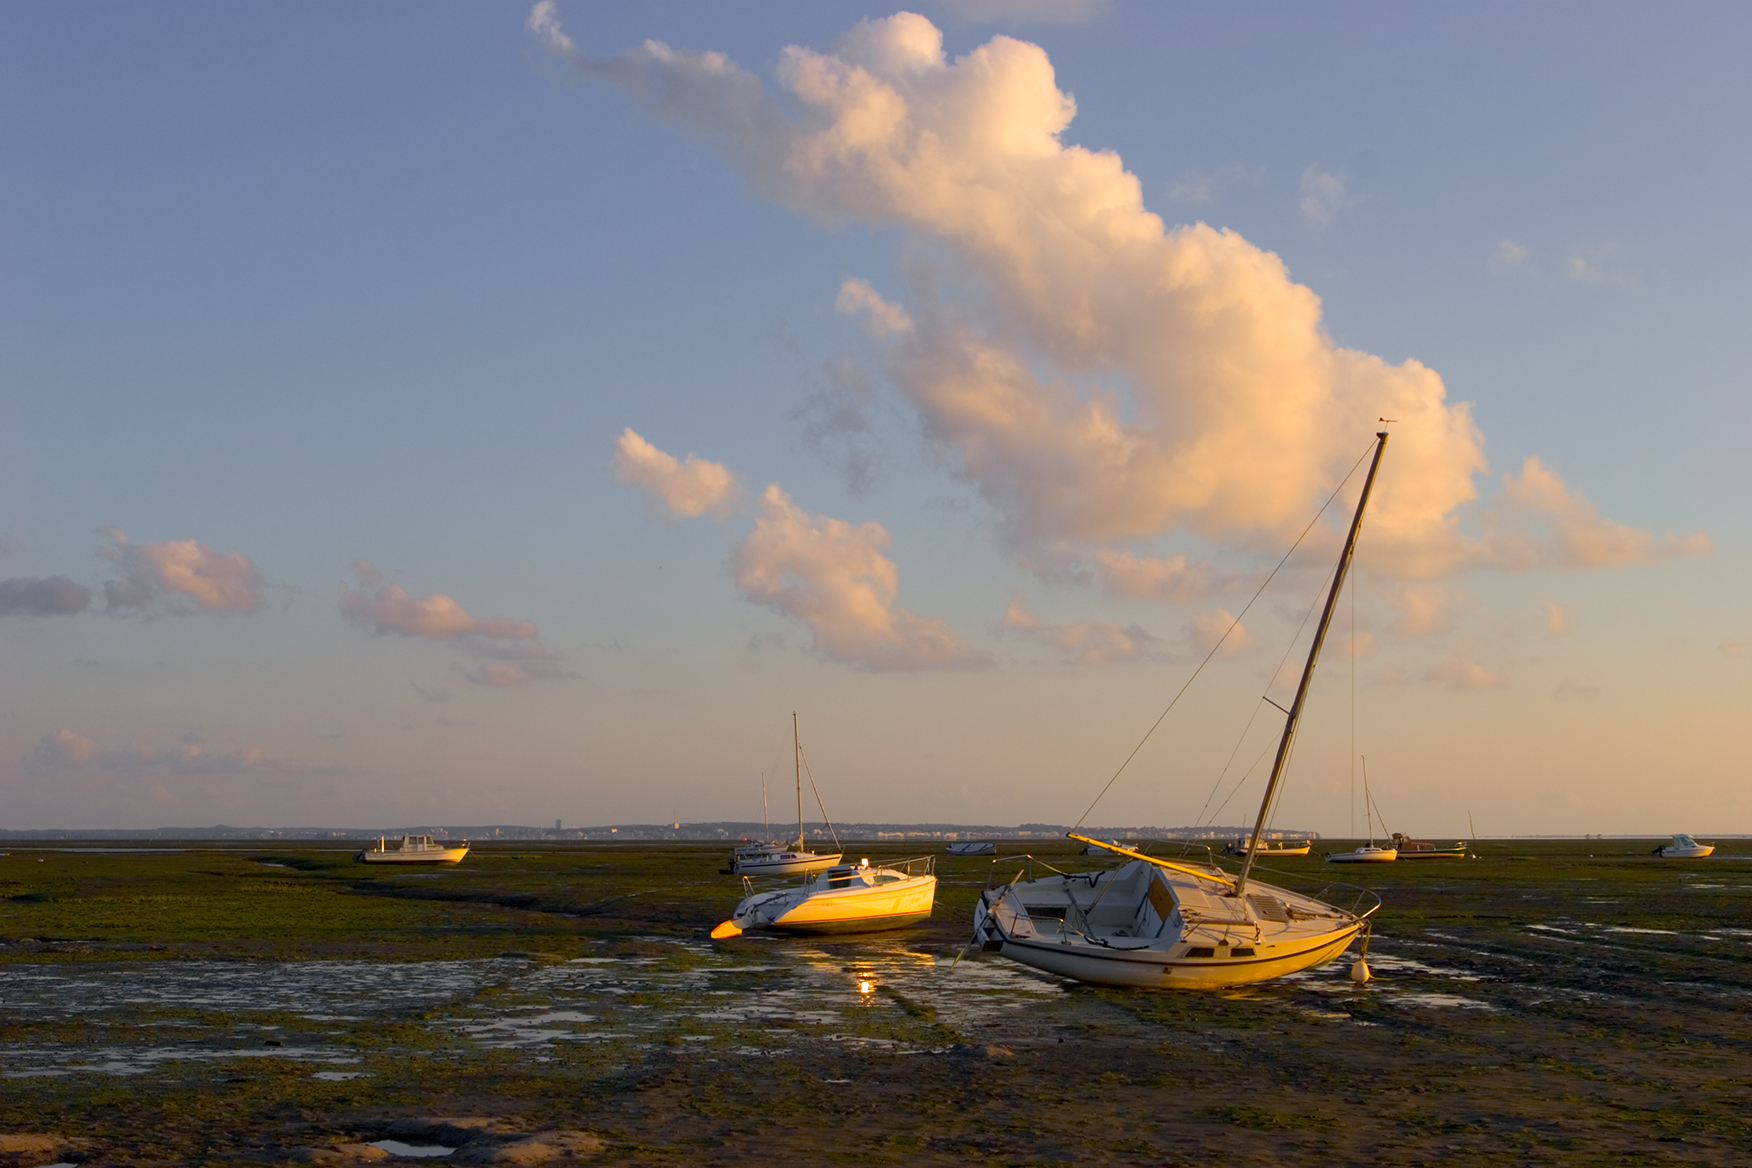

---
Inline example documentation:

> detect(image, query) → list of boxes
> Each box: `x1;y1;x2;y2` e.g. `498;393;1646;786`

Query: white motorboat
946;841;996;856
1653;833;1715;859
355;835;468;864
972;430;1394;989
712;857;937;938
722;716;842;878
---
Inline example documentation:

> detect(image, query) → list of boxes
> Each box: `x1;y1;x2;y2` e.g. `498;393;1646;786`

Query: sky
2;1;1749;836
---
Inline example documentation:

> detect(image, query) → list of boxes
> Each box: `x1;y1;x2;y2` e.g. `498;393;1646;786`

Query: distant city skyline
4;3;1748;836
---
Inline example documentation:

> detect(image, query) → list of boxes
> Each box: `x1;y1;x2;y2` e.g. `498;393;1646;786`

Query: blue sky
3;2;1748;834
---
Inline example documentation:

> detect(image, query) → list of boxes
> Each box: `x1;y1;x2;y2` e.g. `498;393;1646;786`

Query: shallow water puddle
371;1141;454;1157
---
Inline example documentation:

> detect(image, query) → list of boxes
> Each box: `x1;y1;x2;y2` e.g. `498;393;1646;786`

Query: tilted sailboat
972;430;1392;989
722;715;843;878
711;855;937;939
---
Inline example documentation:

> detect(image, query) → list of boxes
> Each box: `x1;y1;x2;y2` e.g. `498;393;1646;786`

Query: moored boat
1324;844;1398;864
946;841;996;856
712;856;937;938
972;430;1394;990
1392;833;1468;859
355;835;469;864
1223;838;1312;858
1652;833;1714;858
722;716;842;877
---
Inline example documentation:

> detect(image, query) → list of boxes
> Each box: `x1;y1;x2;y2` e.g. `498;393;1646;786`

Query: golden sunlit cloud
101;529;263;615
534;9;1703;588
734;485;987;671
612;428;741;519
997;594;1156;666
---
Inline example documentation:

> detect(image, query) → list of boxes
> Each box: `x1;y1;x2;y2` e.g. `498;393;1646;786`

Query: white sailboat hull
726;850;843;877
1324;846;1398;863
973;859;1369;991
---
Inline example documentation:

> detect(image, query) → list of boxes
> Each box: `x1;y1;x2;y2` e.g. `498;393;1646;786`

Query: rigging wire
1071;438;1379;831
796;745;842;853
1194;553;1340;829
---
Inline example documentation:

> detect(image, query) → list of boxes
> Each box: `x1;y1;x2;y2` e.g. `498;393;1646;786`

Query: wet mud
3;840;1751;1164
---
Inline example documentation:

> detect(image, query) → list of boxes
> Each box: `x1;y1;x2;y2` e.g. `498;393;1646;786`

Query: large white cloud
535;9;1704;584
734;485;987;671
612;428;740;519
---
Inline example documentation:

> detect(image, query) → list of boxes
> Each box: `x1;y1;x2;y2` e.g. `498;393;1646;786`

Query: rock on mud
377;1119;604;1163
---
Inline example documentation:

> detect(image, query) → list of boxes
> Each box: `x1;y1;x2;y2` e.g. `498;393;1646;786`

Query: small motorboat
946;841;995;856
355;835;469;864
1222;838;1311;858
1391;833;1468;859
712;857;937;938
1653;833;1715;859
1324;843;1398;864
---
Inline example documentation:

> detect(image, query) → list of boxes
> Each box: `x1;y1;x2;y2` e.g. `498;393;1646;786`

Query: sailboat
711;855;938;939
1325;757;1398;863
971;430;1392;989
722;715;843;878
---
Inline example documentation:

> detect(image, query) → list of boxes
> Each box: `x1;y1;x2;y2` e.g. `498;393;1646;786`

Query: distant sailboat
972;430;1393;988
722;715;843;877
1325;757;1397;863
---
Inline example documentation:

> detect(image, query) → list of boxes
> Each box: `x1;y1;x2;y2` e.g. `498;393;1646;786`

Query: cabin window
1231;947;1256;957
1186;947;1216;958
1025;905;1067;920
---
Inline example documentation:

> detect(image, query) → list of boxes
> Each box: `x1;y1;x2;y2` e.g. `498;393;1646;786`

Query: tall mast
1235;431;1389;898
761;772;769;842
793;712;803;852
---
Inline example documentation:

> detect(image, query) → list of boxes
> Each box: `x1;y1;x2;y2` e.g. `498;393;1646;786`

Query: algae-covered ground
3;839;1751;1165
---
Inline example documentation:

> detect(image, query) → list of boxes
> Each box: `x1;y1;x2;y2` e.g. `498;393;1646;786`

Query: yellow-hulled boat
355;835;469;864
711;857;936;939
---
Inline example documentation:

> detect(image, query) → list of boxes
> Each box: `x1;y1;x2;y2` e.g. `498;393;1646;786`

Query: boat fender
1349;958;1371;984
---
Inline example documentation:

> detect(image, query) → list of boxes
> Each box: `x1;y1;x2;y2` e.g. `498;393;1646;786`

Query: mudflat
3;840;1749;1165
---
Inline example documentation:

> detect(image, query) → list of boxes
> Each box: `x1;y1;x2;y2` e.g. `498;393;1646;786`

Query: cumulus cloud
1423;656;1507;691
1488;240;1529;274
101;529;262;615
1299;165;1352;225
341;563;572;685
734;485;987;671
1484;458;1709;569
32;728;99;767
996;594;1155;666
612;428;740;519
340;562;537;641
1190;608;1252;657
0;576;92;617
1543;598;1570;635
536;9;1695;584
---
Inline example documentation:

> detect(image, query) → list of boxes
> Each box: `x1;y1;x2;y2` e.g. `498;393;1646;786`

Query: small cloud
794;353;885;496
1719;640;1749;659
1165;163;1261;207
462;638;577;687
734;485;989;672
1488;240;1529;274
526;0;575;55
0;575;92;617
1568;242;1639;289
32;728;98;768
1486;458;1710;569
1543;598;1570;635
151;782;175;804
1299;166;1352;225
340;562;537;641
1191;609;1251;657
1094;549;1210;604
100;530;263;615
612;428;740;519
995;595;1155;666
836;279;913;338
1422;656;1507;691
